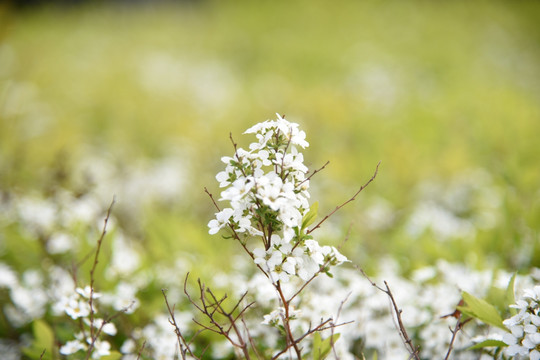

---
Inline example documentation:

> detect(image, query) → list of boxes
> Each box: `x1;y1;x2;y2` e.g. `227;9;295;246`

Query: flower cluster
503;285;540;359
58;286;118;359
208;114;347;284
262;306;302;327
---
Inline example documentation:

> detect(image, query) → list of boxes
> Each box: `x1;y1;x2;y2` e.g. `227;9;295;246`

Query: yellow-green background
1;0;539;273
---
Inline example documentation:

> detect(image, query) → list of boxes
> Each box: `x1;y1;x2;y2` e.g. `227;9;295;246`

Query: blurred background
1;0;539;275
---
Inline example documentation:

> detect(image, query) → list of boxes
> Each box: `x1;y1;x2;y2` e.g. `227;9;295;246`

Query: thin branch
297;160;330;187
204;187;221;211
275;282;303;359
241;316;263;360
135;340;146;360
184;274;253;359
444;313;464;360
162;289;199;359
229;132;238;153
383;281;420;359
85;197;115;360
307;161;380;235
356;266;421;360
270;318;350;360
288;260;332;303
331;292;352;360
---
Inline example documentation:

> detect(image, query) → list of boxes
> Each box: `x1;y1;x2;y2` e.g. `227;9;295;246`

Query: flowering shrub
0;113;539;360
199;115;358;358
209;116;348;283
502;286;540;359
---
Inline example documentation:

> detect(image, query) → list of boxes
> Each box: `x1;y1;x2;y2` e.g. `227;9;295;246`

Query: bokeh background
1;0;539;277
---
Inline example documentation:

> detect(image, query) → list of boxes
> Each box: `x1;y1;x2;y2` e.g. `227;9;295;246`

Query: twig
183;274;253;359
270;318;352;360
162;289;199;359
357;266;421;360
204;187;221;212
307;161;380;235
383;281;420;359
275;282;303;359
297;160;330;187
241;316;263;360
85;197;115;360
135;340;146;360
288;258;333;303
229;132;238;153
39;349;46;360
444;313;464;360
331;292;352;360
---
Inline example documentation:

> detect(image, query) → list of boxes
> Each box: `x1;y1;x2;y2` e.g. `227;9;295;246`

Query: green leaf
34;320;55;350
22;320;55;360
467;339;507;350
302;202;319;230
506;273;517;316
312;333;340;360
101;351;123;360
312;332;322;359
458;292;505;330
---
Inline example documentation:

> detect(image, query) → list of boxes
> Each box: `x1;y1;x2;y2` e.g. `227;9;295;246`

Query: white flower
208;208;234;235
90;339;111;359
120;339;136;354
60;340;86;355
86;318;117;336
282;257;297;275
47;232;74;254
216;169;232;187
65;296;91;319
0;263;17;288
253;248;268;266
76;286;101;300
220;178;255;203
262;306;302;327
503;284;540;359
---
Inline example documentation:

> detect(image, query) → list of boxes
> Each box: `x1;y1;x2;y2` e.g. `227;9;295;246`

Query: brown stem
275;283;303;359
297;160;330;188
444;313;465;360
357;266;421;360
85;197;115;360
162;289;199;359
307;161;380;235
135;341;146;360
184;274;253;359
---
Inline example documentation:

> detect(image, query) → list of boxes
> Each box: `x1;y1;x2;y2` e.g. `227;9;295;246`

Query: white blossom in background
5;270;48;326
107;231;141;277
101;282;140;314
16;196;57;235
0;263;17;288
56;284;127;359
138;313;193;360
46;232;76;254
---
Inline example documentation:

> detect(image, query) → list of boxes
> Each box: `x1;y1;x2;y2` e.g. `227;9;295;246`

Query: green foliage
467;339;507;350
23;320;56;360
458;292;505;330
506;273;517;316
101;352;122;360
1;0;539;272
311;332;341;360
302;201;319;231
